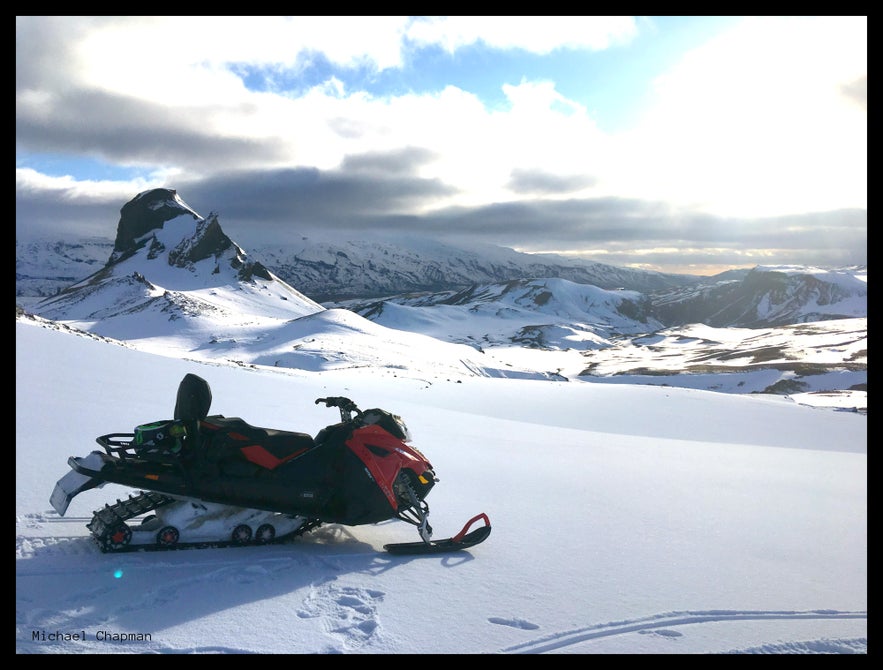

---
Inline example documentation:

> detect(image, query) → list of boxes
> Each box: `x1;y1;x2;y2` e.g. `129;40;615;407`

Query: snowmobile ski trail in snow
50;373;491;555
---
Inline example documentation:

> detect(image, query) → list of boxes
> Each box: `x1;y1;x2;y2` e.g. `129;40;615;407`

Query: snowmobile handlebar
315;396;361;422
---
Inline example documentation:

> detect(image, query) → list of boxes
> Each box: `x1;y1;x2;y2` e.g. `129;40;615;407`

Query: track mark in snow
725;637;867;654
499;609;868;654
489;617;540;630
297;582;385;651
18;513;47;529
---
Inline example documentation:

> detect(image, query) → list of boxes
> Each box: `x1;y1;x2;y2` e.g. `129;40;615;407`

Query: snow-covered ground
16;317;867;654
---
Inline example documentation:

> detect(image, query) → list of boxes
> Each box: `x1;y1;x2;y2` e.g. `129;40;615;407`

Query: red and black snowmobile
50;373;491;555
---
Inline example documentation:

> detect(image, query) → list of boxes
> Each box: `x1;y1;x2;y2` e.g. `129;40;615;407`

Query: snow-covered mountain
17;226;704;305
323;273;865;402
31;189;323;335
248;236;701;301
26;189;509;380
650;265;867;327
18;222;865;336
332;265;866;347
15;238;114;305
20;188;866;407
334;278;663;351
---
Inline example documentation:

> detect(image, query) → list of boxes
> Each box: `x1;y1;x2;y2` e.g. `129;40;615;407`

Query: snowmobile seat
171;374;314;476
198;416;316;472
174;373;213;422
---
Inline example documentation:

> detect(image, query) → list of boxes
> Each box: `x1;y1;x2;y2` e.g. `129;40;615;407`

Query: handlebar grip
315;397;358;411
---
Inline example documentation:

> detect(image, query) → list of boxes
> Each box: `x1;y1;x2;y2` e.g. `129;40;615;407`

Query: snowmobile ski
384;513;491;555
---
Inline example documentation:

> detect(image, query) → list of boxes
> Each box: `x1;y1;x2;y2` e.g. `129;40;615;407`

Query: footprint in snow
640;628;684;638
488;616;540;630
297;583;385;649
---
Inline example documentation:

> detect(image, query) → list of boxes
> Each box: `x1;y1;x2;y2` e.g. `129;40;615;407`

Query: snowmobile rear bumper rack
50;451;108;516
384;513;491;555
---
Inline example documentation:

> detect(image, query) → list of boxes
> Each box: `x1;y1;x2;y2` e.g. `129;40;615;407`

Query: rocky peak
106;188;272;281
111;188;201;260
30;188;322;324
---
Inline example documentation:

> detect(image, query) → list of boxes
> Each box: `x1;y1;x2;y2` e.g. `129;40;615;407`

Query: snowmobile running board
384;513;491;555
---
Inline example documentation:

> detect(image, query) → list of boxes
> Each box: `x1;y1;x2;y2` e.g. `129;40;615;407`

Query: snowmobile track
86;490;322;553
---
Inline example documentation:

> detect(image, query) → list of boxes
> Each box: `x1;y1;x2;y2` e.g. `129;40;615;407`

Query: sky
15;16;867;276
15;314;867;654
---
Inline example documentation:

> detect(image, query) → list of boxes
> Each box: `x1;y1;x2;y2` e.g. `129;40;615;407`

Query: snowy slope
16;317;867;654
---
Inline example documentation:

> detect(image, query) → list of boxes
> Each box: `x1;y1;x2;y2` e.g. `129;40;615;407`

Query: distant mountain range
18;193;711;305
246;236;707;302
649;265;866;327
19;188;867;330
17;188;866;405
17;231;708;304
16;237;114;301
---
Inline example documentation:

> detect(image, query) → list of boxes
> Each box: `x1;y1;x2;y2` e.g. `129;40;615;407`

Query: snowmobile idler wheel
157;526;180;547
100;523;132;552
255;523;276;544
231;524;253;545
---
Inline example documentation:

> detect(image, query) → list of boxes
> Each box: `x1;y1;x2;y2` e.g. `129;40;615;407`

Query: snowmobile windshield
362;409;411;442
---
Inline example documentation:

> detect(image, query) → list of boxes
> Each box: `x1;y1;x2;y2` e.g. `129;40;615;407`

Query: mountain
649;265;867;327
31;188;324;335
331;264;866;346
333;277;663;351
15;237;114;305
16;230;705;306
248;236;702;302
20;188;866;406
324;273;865;401
26;188;509;380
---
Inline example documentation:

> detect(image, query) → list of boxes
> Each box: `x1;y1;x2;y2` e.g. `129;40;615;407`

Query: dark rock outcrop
111;188;200;261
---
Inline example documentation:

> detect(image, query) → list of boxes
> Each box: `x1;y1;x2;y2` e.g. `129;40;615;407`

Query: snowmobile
50;373;491;555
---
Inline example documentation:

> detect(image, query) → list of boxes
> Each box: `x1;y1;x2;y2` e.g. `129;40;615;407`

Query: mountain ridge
246;235;705;301
19;188;866;407
17;202;863;332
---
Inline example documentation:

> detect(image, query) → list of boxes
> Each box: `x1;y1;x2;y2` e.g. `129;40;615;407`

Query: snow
16;316;867;654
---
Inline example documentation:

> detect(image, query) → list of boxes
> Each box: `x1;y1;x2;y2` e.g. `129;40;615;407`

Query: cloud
15;16;867;274
16;157;867;272
508;168;598;195
180;161;456;226
404;16;638;53
16;88;292;171
16;170;129;238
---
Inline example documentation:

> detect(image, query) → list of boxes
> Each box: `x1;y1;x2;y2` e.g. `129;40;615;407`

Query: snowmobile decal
239;444;311;470
345;424;421;510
